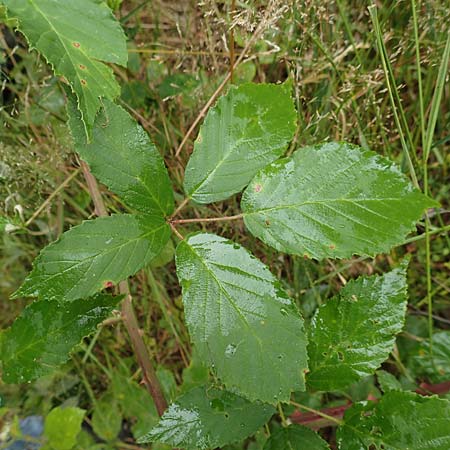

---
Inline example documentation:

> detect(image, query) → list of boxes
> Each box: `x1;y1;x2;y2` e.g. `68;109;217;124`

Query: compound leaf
242;142;437;259
184;83;297;204
2;0;127;136
337;391;450;450
13;214;170;301
1;293;120;383
307;261;408;391
264;425;330;450
67;97;174;216
138;386;275;449
175;233;308;404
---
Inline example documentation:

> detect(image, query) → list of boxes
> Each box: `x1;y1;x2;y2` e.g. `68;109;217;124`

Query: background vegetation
1;0;449;448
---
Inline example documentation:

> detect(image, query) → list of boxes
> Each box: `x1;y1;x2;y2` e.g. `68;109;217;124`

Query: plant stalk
170;213;244;225
80;161;167;416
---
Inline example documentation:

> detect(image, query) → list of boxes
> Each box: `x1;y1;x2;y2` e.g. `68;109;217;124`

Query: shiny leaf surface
13;214;170;301
176;233;308;404
0;294;121;383
264;425;330;450
184;83;297;203
307;262;408;391
67;97;174;216
337;391;450;449
138;386;274;449
242;142;437;259
2;0;127;136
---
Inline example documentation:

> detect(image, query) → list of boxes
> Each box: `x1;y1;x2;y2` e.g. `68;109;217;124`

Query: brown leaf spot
303;253;310;259
103;280;114;289
81;79;87;86
329;244;336;250
265;219;270;226
254;184;262;193
72;42;81;48
79;64;86;70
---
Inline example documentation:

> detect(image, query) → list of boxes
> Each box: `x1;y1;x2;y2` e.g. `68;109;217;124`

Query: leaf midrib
244;197;407;216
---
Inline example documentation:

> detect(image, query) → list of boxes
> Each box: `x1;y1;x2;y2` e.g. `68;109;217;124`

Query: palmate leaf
337;391;450;450
242;142;437;260
184;82;297;204
307;261;408;391
1;0;127;136
175;233;308;404
264;425;330;450
13;214;170;301
0;294;121;383
138;386;275;449
67;96;174;216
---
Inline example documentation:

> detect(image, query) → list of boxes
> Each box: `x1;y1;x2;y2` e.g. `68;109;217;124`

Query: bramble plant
1;1;450;449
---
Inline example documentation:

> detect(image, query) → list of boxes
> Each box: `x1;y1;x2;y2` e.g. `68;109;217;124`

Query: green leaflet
184;82;297;204
337;391;450;449
13;214;170;301
264;425;330;450
0;216;8;233
138;386;275;449
411;331;450;383
67;96;174;216
92;392;122;442
376;370;403;393
242;142;437;259
175;233;308;404
0;294;121;384
44;406;85;450
2;0;127;136
111;372;159;439
307;261;408;391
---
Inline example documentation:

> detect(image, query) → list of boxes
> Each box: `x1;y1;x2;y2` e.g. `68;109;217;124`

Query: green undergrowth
0;1;449;449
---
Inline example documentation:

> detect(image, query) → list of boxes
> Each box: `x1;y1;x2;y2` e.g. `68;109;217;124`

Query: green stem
369;5;419;188
290;401;344;426
421;31;450;349
277;403;288;427
170;213;244;225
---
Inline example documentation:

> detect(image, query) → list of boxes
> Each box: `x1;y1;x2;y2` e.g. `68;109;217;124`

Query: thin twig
290;401;344;426
169;221;185;241
25;168;81;227
80;161;108;217
170;197;190;220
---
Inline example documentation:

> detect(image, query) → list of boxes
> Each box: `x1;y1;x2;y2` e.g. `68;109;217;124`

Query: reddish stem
290;380;450;429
